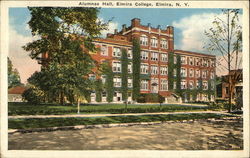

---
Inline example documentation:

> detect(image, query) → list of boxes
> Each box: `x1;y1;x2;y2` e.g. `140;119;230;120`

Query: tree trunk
77;97;80;114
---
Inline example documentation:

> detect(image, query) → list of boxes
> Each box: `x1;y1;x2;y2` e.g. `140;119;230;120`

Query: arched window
160;38;168;49
140;35;148;46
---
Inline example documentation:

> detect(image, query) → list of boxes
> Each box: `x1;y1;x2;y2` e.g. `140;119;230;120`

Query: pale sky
9;8;242;83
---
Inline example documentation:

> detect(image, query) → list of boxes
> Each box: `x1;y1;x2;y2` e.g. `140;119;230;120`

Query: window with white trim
151;37;158;48
101;75;106;84
174;55;177;64
113;47;121;57
203;81;208;90
161;53;168;62
173;69;177;77
140;80;148;90
140;35;148;46
160;38;168;49
210;71;214;79
112;61;121;72
203;59;208;67
181;68;187;77
140;64;149;74
196;81;200;89
189;68;194;77
113;77;121;87
160;66;168;75
173;81;176;89
202;70;207;78
151;65;158;75
141;51;148;60
151;52;158;61
160;79;168;91
128;78;132;88
189;80;194;89
181;56;186;65
196;69;200;78
196;58;200;66
189;57;194;65
101;45;108;56
128;62;132;73
211;81;215;90
127;49;132;59
181;80;187;89
89;74;96;80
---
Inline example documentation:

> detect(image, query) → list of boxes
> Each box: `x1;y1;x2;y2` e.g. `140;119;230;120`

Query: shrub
137;93;165;103
22;86;44;104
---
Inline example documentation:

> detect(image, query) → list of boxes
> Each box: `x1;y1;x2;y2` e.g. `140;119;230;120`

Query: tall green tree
23;7;107;105
205;9;242;112
168;52;174;90
175;55;182;97
132;38;141;101
101;62;114;103
8;57;22;88
121;48;128;101
95;79;102;102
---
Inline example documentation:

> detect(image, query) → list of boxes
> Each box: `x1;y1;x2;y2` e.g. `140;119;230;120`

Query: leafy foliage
8;57;22;88
23;7;107;104
121;48;128;101
132;38;141;101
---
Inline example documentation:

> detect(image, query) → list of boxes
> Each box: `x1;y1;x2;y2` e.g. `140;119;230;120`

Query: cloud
9;25;40;84
172;12;242;53
99;18;119;37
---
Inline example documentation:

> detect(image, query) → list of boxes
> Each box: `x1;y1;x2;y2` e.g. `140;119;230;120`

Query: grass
8;113;235;129
8;102;210;116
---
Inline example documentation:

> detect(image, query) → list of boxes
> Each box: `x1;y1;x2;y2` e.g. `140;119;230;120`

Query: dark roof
8;86;26;94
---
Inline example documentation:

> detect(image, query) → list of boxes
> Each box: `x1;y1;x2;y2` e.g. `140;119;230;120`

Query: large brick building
89;18;216;103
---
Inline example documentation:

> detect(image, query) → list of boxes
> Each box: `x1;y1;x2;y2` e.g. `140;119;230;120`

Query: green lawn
8;102;209;116
8;113;235;129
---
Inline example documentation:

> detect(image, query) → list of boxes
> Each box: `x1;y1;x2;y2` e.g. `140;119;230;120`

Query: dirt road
8;118;243;150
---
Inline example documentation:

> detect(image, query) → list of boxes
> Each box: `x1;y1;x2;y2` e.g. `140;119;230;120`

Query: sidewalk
8;110;230;119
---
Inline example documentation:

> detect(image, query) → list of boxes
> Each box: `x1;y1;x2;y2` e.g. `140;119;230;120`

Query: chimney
114;29;118;34
157;25;161;29
122;24;126;32
106;33;112;38
131;18;140;27
147;23;151;27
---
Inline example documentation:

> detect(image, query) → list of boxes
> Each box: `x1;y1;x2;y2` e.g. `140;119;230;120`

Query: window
141;80;148;90
211;81;215;90
203;59;208;67
160;79;168;91
101;75;106;84
211;59;215;67
89;74;96;80
128;78;132;88
161;53;168;62
127;49;132;59
203;81;208;90
189;80;194;89
174;55;177;64
196;69;200;78
151;37;158;48
181;80;187;89
101;45;108;56
102;91;107;97
112;61;121;72
128;62;132;73
189;57;194;65
113;77;121;87
196;58;200;66
113;47;121;57
151;65;158;75
210;71;214;79
181;68;187;77
140;35;148;46
202;70;207;78
141;51;149;60
173;69;177;77
160;66;168;75
173;81;176;89
189;68;194;77
181;56;186;64
141;64;149;74
196;81;200;89
160;38;168;49
151;52;158;61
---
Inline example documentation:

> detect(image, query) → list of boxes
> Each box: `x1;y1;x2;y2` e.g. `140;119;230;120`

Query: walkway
8;110;230;119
